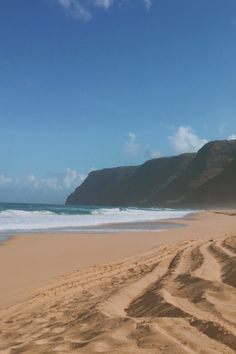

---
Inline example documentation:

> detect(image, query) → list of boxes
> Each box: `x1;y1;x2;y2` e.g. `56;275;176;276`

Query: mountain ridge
66;140;236;208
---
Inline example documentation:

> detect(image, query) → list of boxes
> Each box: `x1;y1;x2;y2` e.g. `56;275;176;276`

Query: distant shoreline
0;204;193;241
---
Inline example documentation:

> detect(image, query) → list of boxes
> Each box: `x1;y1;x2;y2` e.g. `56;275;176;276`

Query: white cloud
124;132;140;156
0;174;11;185
24;174;62;191
29;169;84;191
95;0;113;9
56;0;92;21
168;126;208;154
145;146;161;159
63;168;85;189
0;169;85;192
228;134;236;141
55;0;151;21
143;0;151;10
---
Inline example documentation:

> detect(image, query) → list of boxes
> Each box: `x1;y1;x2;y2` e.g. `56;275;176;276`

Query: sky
0;0;236;203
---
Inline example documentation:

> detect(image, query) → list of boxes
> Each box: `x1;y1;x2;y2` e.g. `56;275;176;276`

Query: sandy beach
0;211;236;353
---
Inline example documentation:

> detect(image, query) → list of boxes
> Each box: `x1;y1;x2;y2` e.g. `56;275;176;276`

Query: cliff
66;140;236;208
182;157;236;208
66;166;138;206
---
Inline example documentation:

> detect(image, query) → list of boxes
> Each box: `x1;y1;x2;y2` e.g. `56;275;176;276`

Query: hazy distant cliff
66;140;236;208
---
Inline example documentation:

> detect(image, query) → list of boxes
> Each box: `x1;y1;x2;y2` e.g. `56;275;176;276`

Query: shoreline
0;210;234;308
0;210;197;257
0;213;192;243
0;207;193;241
0;211;193;250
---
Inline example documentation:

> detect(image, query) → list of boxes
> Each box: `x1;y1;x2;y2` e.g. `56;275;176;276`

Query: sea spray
0;202;192;233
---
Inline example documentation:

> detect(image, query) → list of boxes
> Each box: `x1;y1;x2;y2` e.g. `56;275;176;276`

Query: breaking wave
0;203;193;233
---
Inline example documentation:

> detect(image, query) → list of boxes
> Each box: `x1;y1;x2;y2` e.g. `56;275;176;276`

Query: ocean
0;202;193;240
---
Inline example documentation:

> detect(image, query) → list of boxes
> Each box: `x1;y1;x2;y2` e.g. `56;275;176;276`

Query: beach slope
0;211;236;353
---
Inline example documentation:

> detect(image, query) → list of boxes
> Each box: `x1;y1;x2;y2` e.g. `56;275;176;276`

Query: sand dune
0;227;236;353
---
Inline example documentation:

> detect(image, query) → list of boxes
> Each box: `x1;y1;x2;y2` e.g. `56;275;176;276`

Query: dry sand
0;211;236;353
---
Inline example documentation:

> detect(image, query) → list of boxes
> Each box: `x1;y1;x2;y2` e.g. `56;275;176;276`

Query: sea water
0;202;193;240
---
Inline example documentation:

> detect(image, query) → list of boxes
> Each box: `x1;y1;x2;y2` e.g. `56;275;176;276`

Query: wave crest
0;205;192;232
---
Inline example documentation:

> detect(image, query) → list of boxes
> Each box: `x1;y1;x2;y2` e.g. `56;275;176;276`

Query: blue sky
0;0;236;203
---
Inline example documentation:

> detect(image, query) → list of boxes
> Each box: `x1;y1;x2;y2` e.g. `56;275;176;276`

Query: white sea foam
0;207;191;232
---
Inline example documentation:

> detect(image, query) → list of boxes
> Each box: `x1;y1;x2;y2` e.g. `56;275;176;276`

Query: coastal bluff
66;140;236;208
